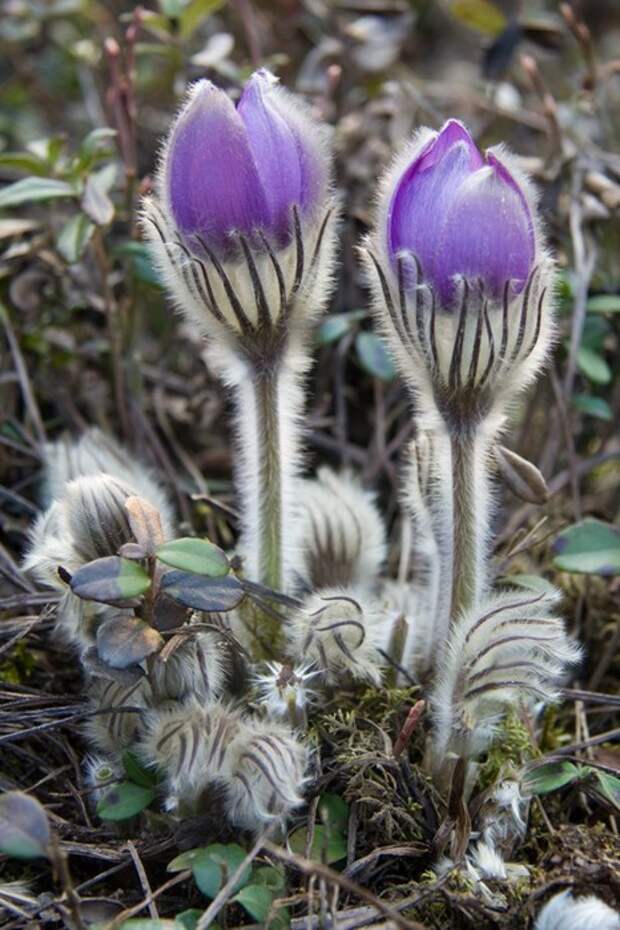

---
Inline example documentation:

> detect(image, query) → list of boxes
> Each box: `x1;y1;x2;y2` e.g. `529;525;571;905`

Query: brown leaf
125;496;165;554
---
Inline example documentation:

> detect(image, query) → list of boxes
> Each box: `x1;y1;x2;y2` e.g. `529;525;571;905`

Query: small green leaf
593;770;620;811
156;537;229;577
0;791;51;859
521;761;580;796
355;331;396;381
115;241;161;286
318;793;349;831
168;848;204;873
587;294;620;314
289;824;347;865
161;572;244;612
56;212;95;263
70;557;151;603
449;0;507;35
175;911;208;930
0;152;49;175
253;865;286;893
500;574;557;594
317;310;366;345
577;346;612;385
96;782;156;821
233;884;274;923
122;752;161;788
553;518;620;576
82;164;116;225
180;0;225;38
572;394;613;421
0;176;76;209
81;127;117;158
96;616;163;669
191;843;252;899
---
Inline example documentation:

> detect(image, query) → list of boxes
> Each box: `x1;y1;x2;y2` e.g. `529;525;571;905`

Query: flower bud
143;70;338;364
286;587;387;685
363;120;554;429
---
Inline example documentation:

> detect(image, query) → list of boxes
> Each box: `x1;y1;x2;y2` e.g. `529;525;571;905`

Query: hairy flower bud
286;588;387;685
143;69;338;367
534;891;620;930
296;468;387;592
363;119;554;430
430;588;581;777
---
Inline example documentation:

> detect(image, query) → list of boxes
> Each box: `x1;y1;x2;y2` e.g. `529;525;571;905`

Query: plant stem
448;431;490;624
254;371;283;592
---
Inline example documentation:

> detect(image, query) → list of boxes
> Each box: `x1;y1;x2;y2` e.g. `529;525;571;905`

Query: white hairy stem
234;360;305;596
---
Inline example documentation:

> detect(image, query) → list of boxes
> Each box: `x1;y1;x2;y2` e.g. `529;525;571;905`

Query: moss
477;710;538;790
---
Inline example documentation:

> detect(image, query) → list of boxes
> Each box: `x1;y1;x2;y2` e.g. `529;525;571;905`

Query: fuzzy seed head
227;718;309;830
286;587;388;685
296;468;387;592
430;588;581;768
253;661;318;723
84;677;151;756
150;631;228;703
534;891;620;930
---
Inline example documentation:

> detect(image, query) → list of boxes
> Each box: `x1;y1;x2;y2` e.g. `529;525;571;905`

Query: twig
126;840;158;920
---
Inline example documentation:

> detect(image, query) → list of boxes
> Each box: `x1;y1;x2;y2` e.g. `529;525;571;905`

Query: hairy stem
254;371;283;592
448;430;491;625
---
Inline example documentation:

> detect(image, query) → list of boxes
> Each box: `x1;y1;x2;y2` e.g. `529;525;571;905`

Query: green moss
478;710;539;790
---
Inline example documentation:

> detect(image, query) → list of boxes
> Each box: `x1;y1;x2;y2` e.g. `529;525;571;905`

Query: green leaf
97;616;163;669
233;884;274;923
115;241;161;286
70;557;152;603
161;571;244;612
587;294;620;314
0;176;76;209
156;537;229;577
168;848;205;873
449;0;507;36
355;331;396;381
0;791;51;859
500;574;557;594
553;518;620;576
96;782;156;821
191;844;252;899
81;127;117;158
594;770;620;811
317;310;366;345
180;0;225;38
175;911;208;930
122;751;161;788
572;393;613;421
253;865;286;893
577;346;612;385
0;152;50;175
521;761;580;796
580;315;610;351
288;824;347;865
56;212;95;263
82;164;116;225
318;793;349;831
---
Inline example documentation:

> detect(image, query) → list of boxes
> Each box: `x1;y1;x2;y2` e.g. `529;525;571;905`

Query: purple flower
388;120;535;305
165;70;326;254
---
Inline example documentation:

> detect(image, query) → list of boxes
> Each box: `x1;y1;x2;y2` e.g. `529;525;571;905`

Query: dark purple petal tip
388;120;536;305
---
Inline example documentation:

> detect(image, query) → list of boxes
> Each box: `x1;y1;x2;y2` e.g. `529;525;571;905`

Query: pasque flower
143;69;338;356
363;119;554;429
143;70;339;607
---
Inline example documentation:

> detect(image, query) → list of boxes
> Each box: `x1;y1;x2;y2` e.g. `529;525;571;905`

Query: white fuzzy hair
140;701;243;807
534;891;620;930
479;779;528;857
286;586;388;685
253;661;318;724
42;428;175;531
295;467;387;592
360;121;556;433
468;841;507;881
227;717;309;830
430;588;581;771
150;631;227;703
84;677;151;756
377;579;417;683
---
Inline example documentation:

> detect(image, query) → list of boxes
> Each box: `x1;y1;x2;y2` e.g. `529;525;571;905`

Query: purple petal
167;81;270;251
388;120;484;276
238;70;304;241
432;159;535;303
